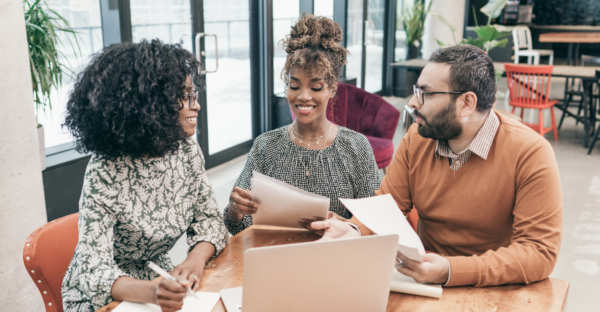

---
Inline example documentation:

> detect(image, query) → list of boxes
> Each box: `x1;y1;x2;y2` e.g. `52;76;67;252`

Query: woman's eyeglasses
184;91;198;108
413;85;467;106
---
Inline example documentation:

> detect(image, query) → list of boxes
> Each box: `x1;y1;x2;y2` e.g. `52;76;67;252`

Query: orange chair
505;63;559;140
407;208;419;232
23;213;79;312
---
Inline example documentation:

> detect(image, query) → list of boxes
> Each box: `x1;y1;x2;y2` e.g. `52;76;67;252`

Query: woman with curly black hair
61;40;227;312
223;14;380;235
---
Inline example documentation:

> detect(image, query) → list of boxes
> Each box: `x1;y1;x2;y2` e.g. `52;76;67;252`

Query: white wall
422;0;466;59
0;0;48;311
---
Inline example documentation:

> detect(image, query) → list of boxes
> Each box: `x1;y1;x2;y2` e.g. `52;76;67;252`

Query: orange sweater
350;111;563;287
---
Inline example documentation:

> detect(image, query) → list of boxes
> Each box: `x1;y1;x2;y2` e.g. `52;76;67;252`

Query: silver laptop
220;234;398;312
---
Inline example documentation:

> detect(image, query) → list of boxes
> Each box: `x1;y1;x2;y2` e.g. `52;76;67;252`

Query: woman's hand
228;187;258;222
171;245;212;291
153;277;189;312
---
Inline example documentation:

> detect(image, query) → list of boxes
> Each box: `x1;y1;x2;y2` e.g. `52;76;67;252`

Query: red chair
291;82;401;172
23;213;79;312
505;63;559;140
407;207;419;232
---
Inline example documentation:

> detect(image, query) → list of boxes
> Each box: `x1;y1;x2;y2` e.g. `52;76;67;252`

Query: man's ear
458;91;478;118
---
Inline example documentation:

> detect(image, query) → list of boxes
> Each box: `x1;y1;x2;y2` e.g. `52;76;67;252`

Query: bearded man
312;45;563;287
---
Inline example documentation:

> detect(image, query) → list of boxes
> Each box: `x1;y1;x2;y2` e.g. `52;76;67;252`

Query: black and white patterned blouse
223;126;381;235
61;138;228;312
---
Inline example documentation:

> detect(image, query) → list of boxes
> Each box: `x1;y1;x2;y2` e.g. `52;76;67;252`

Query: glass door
193;0;256;167
344;0;385;93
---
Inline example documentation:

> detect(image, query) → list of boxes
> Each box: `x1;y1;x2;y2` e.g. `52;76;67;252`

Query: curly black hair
63;39;202;158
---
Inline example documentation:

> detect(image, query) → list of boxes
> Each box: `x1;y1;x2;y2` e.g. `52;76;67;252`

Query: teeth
297;106;314;111
186;117;195;122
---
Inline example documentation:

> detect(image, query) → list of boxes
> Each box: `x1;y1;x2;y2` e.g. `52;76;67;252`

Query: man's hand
299;212;348;236
396;251;449;284
310;219;360;241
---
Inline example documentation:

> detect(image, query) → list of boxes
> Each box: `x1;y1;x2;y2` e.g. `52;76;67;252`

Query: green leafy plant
401;0;431;48
24;0;80;127
434;0;510;54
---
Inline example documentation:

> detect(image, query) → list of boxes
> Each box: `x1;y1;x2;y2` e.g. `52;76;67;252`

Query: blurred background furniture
291;82;401;172
587;70;600;155
558;55;600;130
505;63;558;140
513;26;554;65
23;213;79;312
539;32;600;66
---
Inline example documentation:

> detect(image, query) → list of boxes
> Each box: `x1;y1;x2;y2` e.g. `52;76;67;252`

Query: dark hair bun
283;14;345;56
281;14;348;96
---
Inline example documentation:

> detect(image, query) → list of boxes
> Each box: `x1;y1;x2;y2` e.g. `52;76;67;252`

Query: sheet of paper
251;171;329;228
390;269;443;298
220;287;243;312
112;291;220;312
339;194;425;261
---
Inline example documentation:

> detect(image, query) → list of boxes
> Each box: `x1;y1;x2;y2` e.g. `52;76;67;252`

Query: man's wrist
443;257;452;286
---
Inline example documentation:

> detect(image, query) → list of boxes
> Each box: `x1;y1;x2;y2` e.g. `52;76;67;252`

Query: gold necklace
292;122;333;147
290;125;333;177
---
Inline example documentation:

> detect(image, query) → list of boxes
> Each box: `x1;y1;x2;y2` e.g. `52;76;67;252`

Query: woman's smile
296;105;316;114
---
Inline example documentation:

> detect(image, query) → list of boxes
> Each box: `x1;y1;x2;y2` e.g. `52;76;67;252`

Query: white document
112;291;220;312
219;287;243;312
339;194;425;262
251;171;329;228
390;270;443;298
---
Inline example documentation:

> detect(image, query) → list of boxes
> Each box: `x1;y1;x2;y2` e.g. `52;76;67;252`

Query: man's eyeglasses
184;91;198;108
413;85;467;106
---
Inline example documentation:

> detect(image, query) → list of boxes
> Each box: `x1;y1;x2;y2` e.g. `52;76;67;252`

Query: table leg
583;80;592;148
567;43;573;66
574;43;580;66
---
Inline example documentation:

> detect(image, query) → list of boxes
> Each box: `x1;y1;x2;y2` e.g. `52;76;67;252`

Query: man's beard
415;100;462;140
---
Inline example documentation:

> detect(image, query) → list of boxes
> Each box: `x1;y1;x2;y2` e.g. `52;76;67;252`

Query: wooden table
390;59;600;148
539;32;600;66
97;226;569;312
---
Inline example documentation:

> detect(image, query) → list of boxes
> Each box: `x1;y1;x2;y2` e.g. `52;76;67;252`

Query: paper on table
390;269;443;298
251;171;329;229
112;291;220;312
339;194;425;262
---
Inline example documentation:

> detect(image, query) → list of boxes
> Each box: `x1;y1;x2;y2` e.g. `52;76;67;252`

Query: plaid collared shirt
435;111;500;171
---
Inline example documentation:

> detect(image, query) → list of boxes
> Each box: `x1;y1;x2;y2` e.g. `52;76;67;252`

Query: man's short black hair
429;45;497;112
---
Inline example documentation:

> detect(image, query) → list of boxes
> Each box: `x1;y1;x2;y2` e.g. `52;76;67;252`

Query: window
273;0;300;96
394;0;407;62
38;0;103;148
314;0;334;19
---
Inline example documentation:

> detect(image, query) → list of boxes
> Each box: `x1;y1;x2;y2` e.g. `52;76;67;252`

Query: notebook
251;171;329;228
111;291;220;312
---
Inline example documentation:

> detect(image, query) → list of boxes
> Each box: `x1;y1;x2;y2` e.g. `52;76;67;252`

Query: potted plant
401;0;431;59
24;0;79;170
435;0;511;54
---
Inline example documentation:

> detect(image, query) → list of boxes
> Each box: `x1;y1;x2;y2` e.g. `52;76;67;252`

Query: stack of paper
251;171;329;229
112;291;220;312
339;194;442;298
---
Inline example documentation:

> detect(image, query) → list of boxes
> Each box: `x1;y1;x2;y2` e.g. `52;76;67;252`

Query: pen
147;261;199;299
395;263;405;268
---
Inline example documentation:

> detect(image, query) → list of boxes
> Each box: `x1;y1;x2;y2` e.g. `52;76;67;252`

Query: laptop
220;234;399;312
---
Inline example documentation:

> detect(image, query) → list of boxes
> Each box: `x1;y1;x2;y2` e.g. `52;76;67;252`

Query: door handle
195;33;219;74
365;20;375;45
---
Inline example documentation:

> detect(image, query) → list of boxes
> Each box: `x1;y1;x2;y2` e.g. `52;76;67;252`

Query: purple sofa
291;82;400;169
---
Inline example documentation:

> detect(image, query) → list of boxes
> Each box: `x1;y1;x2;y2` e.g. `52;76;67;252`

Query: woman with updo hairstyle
61;40;227;312
224;14;380;235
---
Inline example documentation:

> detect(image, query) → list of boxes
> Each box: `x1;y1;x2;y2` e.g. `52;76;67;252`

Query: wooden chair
558;55;600;130
505;63;559;141
23;213;79;312
512;26;554;65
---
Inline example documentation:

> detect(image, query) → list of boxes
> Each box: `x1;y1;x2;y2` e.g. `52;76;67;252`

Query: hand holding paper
339;194;425;262
251;171;329;229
